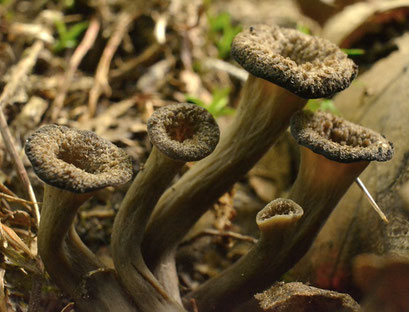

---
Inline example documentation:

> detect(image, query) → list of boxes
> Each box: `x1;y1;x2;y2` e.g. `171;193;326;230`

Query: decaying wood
353;253;409;312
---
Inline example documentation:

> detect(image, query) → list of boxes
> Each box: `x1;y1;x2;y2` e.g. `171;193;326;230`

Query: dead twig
60;302;75;312
0;40;43;229
49;17;100;121
109;43;162;80
0;269;7;312
0;181;32;212
0;192;38;206
182;228;258;246
87;12;135;118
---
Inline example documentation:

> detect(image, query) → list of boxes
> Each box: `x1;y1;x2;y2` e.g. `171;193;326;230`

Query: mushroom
285;111;393;283
111;103;219;311
184;199;304;312
288;110;393;234
184;110;393;311
142;24;358;293
25;125;135;311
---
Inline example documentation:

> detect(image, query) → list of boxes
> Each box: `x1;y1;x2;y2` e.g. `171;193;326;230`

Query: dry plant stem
39;185;136;312
0;40;43;228
143;74;307;288
50;17;100;121
0;269;7;312
184;199;303;312
38;185;92;296
112;146;185;312
87;12;134;118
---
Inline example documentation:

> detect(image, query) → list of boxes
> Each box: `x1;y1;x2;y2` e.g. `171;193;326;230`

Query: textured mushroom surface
25;125;133;193
147;103;220;162
257;198;303;224
255;282;360;312
290;110;394;163
231;24;358;98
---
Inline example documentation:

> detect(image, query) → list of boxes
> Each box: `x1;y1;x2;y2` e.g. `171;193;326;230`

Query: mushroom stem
183;199;303;312
38;185;91;294
111;146;186;311
111;103;219;311
39;186;135;312
288;147;369;247
143;74;307;289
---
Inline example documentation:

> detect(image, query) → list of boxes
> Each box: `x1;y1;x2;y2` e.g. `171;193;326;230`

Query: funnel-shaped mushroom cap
231;24;358;99
290;110;394;163
25;125;133;193
147;103;220;162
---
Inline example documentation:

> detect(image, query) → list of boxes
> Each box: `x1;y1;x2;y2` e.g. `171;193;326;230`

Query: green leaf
185;95;206;108
53;20;89;53
306;99;340;115
65;21;89;41
186;88;235;118
208;12;242;59
296;23;310;35
341;48;365;56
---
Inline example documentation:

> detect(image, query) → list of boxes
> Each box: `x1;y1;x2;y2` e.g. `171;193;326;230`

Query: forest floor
0;0;408;311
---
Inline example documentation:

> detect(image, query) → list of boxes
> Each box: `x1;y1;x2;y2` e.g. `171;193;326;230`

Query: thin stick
0;181;32;211
0;192;37;205
50;17;100;121
355;177;389;223
0;40;43;228
181;229;258;246
0;269;7;312
87;12;134;118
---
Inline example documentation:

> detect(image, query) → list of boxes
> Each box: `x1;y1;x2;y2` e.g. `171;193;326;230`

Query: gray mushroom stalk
111;103;219;311
142;24;358;294
24;125;135;312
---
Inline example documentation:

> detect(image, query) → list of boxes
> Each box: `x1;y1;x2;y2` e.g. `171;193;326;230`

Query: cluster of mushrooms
25;24;394;312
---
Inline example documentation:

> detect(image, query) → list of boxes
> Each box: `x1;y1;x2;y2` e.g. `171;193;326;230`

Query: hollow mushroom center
56;138;105;174
258;202;298;221
313;116;376;148
56;148;96;173
165;114;196;143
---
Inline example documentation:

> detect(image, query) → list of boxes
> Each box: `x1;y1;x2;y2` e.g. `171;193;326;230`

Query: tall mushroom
142;24;358;293
25;125;135;312
111;103;219;311
184;110;393;311
288;110;393;242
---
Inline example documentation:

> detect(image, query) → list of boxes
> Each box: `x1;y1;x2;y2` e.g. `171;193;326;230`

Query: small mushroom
184;199;304;312
142;24;358;293
111;103;219;311
25;125;134;311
